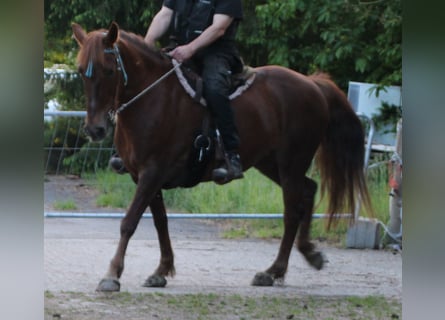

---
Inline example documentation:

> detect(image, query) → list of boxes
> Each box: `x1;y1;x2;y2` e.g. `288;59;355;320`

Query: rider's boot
212;151;244;184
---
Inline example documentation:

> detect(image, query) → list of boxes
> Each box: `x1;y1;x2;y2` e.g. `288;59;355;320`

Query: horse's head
72;22;124;141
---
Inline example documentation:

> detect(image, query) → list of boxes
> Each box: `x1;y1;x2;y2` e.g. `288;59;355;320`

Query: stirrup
212;153;243;184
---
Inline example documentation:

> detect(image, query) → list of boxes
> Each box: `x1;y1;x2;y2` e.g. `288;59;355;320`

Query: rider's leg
201;53;243;182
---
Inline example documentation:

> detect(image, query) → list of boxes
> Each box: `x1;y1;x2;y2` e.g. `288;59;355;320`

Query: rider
110;0;244;182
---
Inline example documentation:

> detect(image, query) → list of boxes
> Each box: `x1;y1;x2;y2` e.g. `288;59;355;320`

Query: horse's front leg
143;190;175;287
96;170;159;292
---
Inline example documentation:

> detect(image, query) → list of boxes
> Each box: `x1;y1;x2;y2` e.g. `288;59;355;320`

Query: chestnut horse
72;22;372;291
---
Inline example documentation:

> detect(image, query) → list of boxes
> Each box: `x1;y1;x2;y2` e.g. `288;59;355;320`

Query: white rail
44;212;353;219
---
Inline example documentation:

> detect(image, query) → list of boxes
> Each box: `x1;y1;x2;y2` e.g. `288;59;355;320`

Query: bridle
104;44;129;86
85;43;129;86
83;42;182;122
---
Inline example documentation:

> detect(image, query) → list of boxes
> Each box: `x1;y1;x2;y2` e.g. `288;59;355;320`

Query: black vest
172;0;227;45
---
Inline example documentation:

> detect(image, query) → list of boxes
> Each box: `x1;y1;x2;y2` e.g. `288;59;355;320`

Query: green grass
84;171;136;209
85;168;285;213
163;169;284;213
45;291;401;320
52;199;77;210
85;154;392;244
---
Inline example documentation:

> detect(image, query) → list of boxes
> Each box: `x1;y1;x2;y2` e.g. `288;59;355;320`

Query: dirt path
45;218;401;297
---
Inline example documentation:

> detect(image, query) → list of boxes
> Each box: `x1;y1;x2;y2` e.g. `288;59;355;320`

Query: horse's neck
126;49;163;78
117;39;204;129
115;43;170;102
116;45;179;115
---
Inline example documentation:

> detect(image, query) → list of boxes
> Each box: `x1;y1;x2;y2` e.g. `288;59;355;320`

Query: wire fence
44;110;115;176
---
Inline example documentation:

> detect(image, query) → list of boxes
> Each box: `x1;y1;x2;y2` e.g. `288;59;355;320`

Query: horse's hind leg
252;172;304;286
143;191;175;287
296;177;326;270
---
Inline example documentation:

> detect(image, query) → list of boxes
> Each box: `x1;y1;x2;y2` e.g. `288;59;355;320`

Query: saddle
172;59;256;106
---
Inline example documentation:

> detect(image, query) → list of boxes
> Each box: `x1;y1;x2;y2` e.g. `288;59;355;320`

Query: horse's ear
72;23;87;46
104;21;119;46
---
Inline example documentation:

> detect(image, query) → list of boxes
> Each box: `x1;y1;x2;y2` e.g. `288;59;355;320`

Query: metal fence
44;110;115;176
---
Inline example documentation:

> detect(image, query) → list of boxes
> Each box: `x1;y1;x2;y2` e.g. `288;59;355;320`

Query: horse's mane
118;30;169;63
308;72;333;83
77;27;169;69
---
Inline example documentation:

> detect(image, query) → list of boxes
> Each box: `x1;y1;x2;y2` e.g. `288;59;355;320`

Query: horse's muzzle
84;124;107;142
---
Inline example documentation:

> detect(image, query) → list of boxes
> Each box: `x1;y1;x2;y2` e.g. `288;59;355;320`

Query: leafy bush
372;102;402;134
61;138;115;176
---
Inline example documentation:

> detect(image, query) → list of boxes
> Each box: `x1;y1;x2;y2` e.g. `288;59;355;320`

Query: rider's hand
168;45;195;63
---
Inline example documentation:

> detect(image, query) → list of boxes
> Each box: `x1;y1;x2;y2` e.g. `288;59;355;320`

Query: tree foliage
45;0;401;89
45;0;162;37
244;0;401;89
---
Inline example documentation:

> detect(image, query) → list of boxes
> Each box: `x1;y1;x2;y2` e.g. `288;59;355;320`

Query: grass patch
84;171;135;209
45;291;402;320
52;199;77;210
223;219;284;239
162;169;284;213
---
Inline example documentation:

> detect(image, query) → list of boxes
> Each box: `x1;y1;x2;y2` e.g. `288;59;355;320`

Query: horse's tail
310;73;373;229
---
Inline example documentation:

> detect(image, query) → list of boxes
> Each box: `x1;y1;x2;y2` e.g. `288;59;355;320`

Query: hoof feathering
251;272;274;286
96;278;120;292
143;274;167;287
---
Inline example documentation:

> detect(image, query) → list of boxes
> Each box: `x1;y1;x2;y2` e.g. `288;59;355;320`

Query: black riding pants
198;52;240;152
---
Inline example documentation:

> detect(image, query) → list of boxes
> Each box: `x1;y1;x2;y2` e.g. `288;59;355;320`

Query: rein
105;44;182;122
109;58;182;120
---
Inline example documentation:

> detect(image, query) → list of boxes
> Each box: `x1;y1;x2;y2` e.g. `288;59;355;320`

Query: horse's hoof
306;251;327;270
96;278;120;292
251;272;274;286
143;274;167;287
